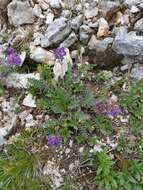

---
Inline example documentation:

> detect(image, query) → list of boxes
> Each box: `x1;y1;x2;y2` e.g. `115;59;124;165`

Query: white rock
61;10;71;18
49;0;62;9
130;5;140;13
69;140;73;147
25;114;33;123
30;45;55;65
0;115;17;146
19;110;29;122
120;115;129;123
110;94;118;103
84;7;98;19
97;18;109;38
22;94;36;108
88;34;98;49
20;51;26;66
33;33;43;46
37;0;49;10
5;73;40;89
33;4;45;18
43;161;64;188
0;128;8;146
79;147;84;153
69;163;75;171
65;148;71;154
33;4;42;17
45;12;54;25
7;1;34;26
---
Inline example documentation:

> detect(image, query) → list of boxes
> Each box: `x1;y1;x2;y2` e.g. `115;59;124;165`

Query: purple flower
107;104;121;118
96;101;121;118
6;47;22;66
47;135;62;147
54;47;66;60
96;101;107;115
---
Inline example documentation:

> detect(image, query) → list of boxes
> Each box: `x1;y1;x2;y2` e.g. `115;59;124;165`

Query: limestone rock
124;0;143;8
22;94;36;108
60;32;77;48
97;18;109;38
49;0;62;9
134;18;143;32
84;7;98;19
99;0;120;20
41;18;71;47
131;66;143;80
7;1;34;26
45;12;54;25
5;73;40;89
30;46;55;65
43;161;64;189
112;27;143;63
79;25;92;44
71;15;83;31
87;36;119;68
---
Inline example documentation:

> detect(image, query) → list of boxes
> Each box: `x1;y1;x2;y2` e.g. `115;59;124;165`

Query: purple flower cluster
107;104;121;118
54;47;66;61
6;47;22;66
96;101;121;118
96;101;107;115
47;135;62;147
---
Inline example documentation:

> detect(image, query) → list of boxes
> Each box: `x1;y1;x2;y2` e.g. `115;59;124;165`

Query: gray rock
30;45;55;65
60;32;77;48
124;0;143;8
88;21;98;30
49;0;62;9
5;73;40;89
131;66;143;80
89;37;114;51
99;0;120;18
33;4;42;18
84;7;98;19
43;161;64;189
134;18;143;32
41;18;71;47
112;27;143;63
79;25;92;44
87;36;119;68
61;10;71;18
139;2;143;9
71;15;83;31
0;97;18;146
7;1;34;26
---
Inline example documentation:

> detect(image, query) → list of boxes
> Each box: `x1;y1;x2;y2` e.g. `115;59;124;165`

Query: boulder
7;0;34;26
131;66;143;81
41;18;71;47
87;36;121;68
112;27;143;63
71;15;83;31
134;18;143;32
60;32;77;48
30;46;55;65
79;25;92;44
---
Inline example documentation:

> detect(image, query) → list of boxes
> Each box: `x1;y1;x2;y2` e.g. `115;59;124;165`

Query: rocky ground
0;0;143;189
